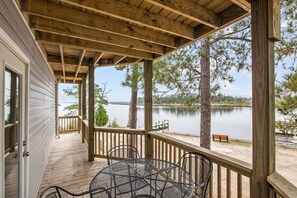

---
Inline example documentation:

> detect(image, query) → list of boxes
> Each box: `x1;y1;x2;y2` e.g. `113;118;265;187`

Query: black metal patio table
89;158;195;198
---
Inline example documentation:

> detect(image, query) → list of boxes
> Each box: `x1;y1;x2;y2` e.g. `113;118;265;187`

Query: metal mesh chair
177;152;213;198
107;145;140;165
40;186;110;198
106;145;147;196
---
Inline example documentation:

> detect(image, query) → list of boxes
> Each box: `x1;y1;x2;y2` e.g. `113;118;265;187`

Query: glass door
1;41;29;198
4;69;21;198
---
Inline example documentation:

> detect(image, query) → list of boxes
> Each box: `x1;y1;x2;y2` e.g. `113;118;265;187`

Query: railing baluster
218;165;221;198
237;173;242;198
227;169;231;198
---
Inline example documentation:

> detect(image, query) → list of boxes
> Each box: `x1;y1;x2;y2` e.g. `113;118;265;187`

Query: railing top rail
58;115;79;119
5;123;15;128
149;131;252;177
268;172;297;198
95;127;145;134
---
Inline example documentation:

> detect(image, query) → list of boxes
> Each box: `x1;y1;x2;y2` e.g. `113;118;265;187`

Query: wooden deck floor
37;133;107;197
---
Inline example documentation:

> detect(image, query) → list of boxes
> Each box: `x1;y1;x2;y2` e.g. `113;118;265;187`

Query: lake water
60;103;286;142
105;104;253;141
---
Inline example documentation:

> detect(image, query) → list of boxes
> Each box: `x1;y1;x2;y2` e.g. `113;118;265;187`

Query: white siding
0;1;56;197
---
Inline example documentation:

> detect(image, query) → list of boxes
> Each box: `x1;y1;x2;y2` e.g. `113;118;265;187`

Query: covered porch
1;0;297;197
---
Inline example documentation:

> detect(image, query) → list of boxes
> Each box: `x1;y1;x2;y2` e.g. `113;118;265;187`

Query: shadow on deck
38;133;107;197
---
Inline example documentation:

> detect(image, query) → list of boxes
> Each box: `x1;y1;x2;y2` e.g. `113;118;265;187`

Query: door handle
23;151;30;157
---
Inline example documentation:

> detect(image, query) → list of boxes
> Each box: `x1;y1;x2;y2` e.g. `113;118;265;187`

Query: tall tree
117;64;143;129
155;19;251;149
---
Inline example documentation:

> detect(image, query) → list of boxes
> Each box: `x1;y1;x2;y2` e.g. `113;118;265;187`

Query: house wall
0;1;56;197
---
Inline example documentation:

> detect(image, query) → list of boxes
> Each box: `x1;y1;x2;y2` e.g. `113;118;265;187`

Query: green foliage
154;18;252;104
5;113;11;125
276;70;297;134
95;105;109;127
116;64;143;91
138;94;251;106
107;118;121;128
62;83;110;116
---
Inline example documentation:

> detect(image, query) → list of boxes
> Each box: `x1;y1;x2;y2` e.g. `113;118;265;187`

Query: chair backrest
177;152;213;198
107;145;140;165
40;186;90;198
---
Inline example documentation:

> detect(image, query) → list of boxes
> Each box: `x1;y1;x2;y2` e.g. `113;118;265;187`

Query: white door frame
0;27;30;198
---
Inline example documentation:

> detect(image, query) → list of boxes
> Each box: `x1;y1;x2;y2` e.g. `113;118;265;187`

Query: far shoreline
109;102;252;108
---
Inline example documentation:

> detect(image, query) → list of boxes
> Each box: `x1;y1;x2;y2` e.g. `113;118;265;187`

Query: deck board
37;133;108;197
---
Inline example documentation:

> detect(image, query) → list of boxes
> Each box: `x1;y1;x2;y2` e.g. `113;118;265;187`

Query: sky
58;62;288;103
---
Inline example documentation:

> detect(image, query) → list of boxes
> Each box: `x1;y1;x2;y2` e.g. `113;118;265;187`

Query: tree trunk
128;65;139;148
128;86;138;129
200;38;211;149
127;65;139;129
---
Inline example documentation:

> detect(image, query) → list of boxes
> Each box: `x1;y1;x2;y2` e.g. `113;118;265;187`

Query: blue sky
59;63;287;103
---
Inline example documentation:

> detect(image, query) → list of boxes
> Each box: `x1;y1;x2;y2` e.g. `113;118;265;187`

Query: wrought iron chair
107;145;140;165
106;145;148;196
177;152;213;198
40;185;110;198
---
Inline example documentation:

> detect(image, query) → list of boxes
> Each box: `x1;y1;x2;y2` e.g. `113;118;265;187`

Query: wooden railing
58;116;79;133
78;116;89;146
4;122;17;152
268;172;297;198
149;131;252;198
94;127;145;158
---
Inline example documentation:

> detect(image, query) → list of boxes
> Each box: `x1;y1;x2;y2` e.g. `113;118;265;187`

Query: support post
55;81;60;138
10;73;17;152
88;59;95;161
82;74;87;143
144;60;153;158
78;83;82;133
251;0;276;197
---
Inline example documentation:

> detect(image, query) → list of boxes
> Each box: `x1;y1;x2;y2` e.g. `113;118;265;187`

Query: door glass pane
4;69;20;198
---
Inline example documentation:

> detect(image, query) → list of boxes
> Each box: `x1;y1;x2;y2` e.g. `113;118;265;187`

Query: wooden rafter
93;52;104;68
113;56;126;65
143;0;219;29
37;32;155;60
23;0;176;47
59;45;65;82
47;54;89;67
230;0;251;12
73;49;85;83
30;16;167;55
60;0;194;39
54;71;84;79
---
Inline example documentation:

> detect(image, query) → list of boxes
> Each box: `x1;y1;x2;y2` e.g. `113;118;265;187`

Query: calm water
105;104;253;141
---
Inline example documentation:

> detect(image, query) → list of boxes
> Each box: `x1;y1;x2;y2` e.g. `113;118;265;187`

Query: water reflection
107;104;253;141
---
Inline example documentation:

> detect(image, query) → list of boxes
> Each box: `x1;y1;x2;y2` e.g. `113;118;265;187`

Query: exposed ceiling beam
59;45;66;83
47;54;89;67
143;0;219;29
30;16;167;55
97;57;139;67
113;56;126;65
230;0;251;12
73;49;86;83
23;0;176;47
93;52;104;68
54;71;84;79
36;31;156;60
60;0;194;39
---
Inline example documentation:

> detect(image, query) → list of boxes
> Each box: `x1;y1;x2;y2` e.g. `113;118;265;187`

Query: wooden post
144;60;153;158
78;83;81;133
82;74;87;143
55;81;60;137
10;72;17;152
251;0;277;197
88;59;95;161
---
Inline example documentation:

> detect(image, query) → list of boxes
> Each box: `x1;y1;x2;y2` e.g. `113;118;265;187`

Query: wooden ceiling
18;0;250;83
